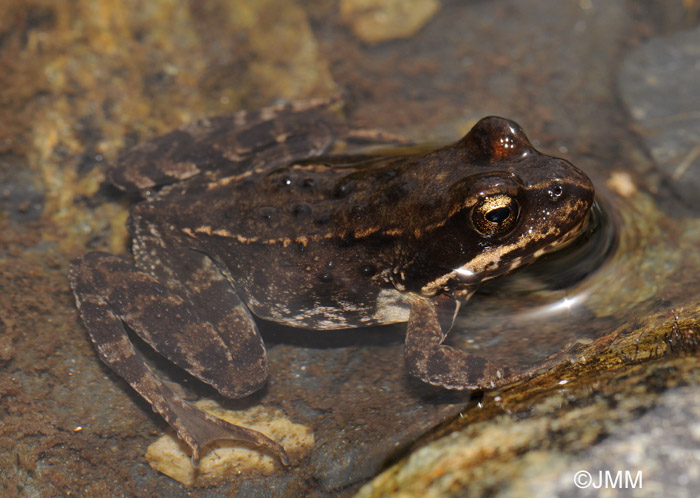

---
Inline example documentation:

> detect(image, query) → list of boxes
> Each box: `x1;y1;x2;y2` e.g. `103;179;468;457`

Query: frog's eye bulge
470;194;519;237
460;116;534;162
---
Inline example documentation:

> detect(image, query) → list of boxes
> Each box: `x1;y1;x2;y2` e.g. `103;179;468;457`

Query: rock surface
619;27;700;212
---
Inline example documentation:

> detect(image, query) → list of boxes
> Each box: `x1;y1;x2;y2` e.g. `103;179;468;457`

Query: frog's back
142;159;369;242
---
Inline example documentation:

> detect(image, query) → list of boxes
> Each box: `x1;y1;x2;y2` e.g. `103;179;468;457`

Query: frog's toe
163;390;290;467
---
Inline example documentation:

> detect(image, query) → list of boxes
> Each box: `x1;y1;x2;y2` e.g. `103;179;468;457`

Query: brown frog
69;99;594;465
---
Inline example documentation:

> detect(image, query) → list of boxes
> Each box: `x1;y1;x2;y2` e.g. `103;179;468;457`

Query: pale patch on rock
145;400;314;486
606;171;637;198
340;0;441;44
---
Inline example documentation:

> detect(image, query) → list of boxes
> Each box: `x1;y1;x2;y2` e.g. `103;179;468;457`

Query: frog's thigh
71;252;268;398
404;296;517;390
112;99;341;190
69;252;287;464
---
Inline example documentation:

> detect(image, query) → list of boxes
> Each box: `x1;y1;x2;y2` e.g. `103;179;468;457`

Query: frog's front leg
405;295;550;390
69;252;289;466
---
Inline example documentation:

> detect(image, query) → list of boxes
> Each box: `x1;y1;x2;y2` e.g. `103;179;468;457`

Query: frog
69;99;595;466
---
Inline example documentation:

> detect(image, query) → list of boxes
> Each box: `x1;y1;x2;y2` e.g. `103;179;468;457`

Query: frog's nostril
548;183;563;200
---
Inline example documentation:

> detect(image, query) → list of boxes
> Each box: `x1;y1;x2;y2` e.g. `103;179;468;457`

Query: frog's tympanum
70;100;594;466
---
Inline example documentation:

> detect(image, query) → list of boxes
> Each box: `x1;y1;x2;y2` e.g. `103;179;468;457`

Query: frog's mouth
545;208;592;253
541;200;600;256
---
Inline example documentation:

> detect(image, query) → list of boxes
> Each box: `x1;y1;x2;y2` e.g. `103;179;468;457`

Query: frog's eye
471;194;519;237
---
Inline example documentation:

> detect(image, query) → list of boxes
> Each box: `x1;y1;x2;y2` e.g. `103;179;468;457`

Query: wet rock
212;0;338;101
355;349;700;498
542;385;700;497
619;27;700;212
0;159;44;223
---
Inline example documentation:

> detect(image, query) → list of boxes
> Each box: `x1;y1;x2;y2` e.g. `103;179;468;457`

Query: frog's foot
69;252;288;465
162;384;290;466
404;296;559;390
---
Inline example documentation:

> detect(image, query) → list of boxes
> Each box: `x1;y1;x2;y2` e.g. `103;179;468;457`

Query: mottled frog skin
69;99;594;465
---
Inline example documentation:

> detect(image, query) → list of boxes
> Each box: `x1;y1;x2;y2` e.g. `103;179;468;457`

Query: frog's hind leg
110;98;412;194
69;252;289;466
111;98;344;192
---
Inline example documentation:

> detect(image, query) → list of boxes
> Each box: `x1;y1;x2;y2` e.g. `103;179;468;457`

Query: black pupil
486;207;511;223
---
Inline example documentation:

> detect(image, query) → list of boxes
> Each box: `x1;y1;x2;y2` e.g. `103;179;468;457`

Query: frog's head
409;116;595;300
